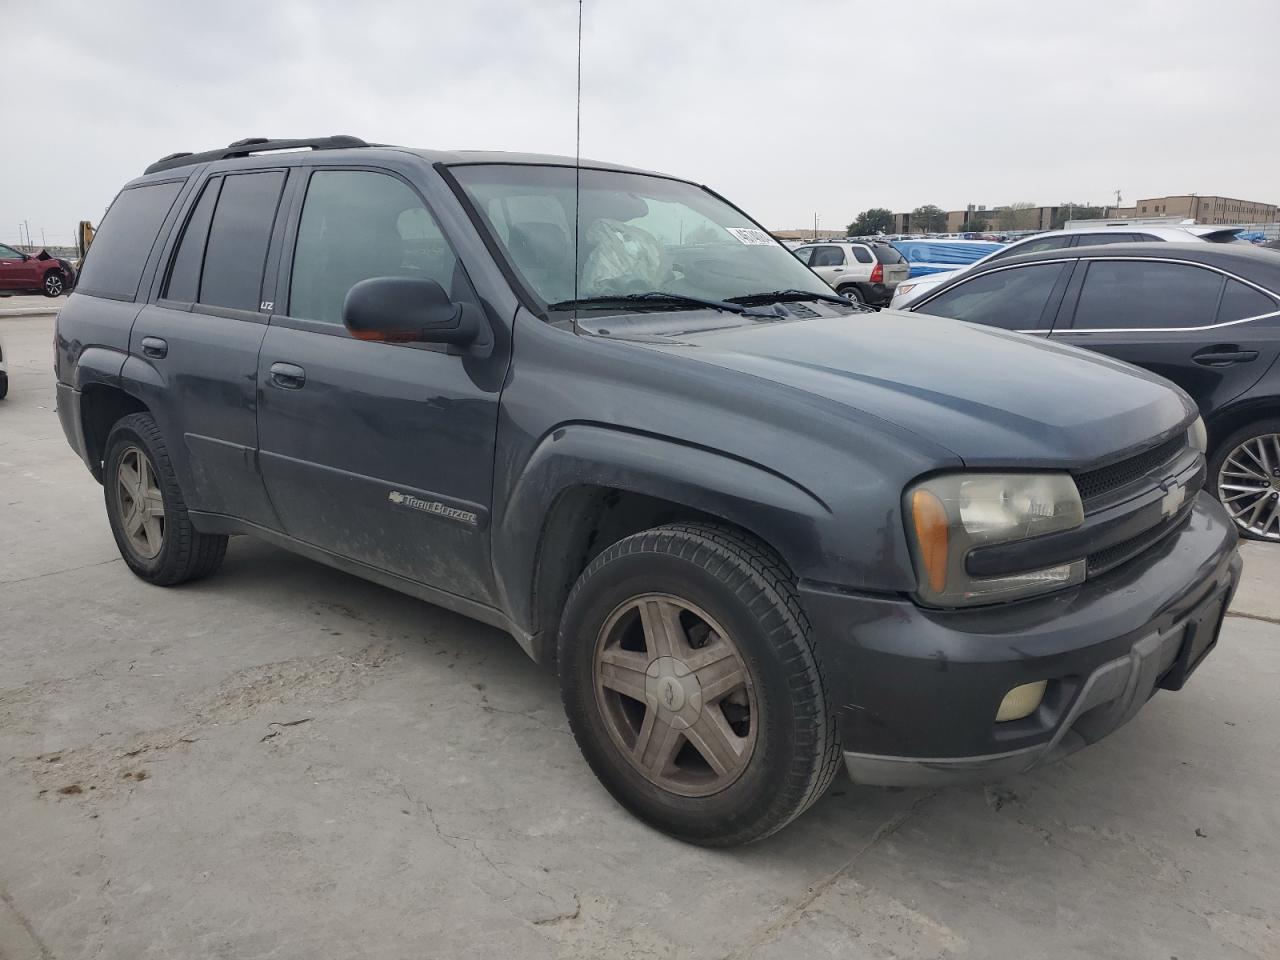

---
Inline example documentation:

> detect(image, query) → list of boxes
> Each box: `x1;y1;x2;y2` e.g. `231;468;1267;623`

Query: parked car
905;242;1280;541
0;334;7;400
889;224;1247;309
0;244;73;297
57;136;1240;845
790;240;909;305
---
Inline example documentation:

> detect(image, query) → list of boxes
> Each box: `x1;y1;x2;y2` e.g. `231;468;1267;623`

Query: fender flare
491;423;832;639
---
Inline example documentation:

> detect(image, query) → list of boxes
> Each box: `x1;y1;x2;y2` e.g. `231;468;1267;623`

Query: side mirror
342;276;479;345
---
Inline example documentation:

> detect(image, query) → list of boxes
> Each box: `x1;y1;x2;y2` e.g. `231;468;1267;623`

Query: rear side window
871;245;904;264
851;246;873;264
289;169;460;325
1072;261;1224;330
198;171;287;311
76;181;183;300
809;245;845;267
915;263;1067;330
991;234;1071;261
163;178;221;303
1217;279;1277;322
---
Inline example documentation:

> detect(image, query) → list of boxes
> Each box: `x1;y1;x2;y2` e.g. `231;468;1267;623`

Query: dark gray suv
56;136;1242;845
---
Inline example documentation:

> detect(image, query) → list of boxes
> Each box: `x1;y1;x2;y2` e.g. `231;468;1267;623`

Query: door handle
1192;347;1259;366
140;336;167;359
269;362;306;389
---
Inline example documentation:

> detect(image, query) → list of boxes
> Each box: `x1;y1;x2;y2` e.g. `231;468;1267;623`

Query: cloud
4;0;1277;245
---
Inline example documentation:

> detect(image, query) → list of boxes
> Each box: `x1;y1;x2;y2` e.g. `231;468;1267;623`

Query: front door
255;167;506;604
1051;258;1280;415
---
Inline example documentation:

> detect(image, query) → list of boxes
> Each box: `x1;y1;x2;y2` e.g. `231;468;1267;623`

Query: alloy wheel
593;593;757;797
44;273;63;296
1217;432;1280;541
116;445;166;558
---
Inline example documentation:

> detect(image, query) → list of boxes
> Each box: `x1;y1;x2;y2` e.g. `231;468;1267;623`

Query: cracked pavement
2;312;1278;959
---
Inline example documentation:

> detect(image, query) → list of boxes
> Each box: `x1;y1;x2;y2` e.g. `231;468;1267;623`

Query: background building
1131;195;1277;224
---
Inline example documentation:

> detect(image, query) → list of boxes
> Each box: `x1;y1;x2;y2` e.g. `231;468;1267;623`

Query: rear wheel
42;270;65;297
838;284;864;304
558;522;840;846
1210;418;1280;541
104;412;228;584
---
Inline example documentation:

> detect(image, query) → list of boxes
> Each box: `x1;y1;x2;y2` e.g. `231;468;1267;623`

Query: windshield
451;164;834;312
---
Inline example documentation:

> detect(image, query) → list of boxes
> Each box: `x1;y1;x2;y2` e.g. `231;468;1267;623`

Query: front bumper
798;492;1241;787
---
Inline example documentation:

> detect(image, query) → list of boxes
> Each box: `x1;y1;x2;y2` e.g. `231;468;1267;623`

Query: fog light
995;681;1047;722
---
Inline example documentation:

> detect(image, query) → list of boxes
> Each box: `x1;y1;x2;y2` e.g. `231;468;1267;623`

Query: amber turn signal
911;488;949;594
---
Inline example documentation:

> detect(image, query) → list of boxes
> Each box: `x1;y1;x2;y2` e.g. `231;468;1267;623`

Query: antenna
572;0;583;334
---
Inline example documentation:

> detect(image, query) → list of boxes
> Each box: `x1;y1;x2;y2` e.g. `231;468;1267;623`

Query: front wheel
103;412;228;584
1210;418;1280;541
42;270;65;297
558;523;840;846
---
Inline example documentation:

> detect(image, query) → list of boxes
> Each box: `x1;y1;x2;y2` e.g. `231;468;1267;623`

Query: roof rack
144;135;369;175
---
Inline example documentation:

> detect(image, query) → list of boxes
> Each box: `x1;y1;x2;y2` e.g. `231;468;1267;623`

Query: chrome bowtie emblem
1160;478;1186;518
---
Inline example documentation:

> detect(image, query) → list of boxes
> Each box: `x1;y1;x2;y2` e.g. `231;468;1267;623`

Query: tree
1051;203;1106;229
960;217;989;233
846;207;895;236
997;202;1040;231
910;204;947;233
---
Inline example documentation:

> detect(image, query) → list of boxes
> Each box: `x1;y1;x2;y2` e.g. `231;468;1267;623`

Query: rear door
255;165;506;603
1050;257;1280;414
130;168;289;528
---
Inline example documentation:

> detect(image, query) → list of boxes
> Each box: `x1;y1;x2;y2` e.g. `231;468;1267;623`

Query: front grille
1086;503;1193;577
1074;435;1185;504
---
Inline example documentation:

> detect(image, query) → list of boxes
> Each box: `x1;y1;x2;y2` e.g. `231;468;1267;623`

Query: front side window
290;170;460;324
791;246;814;265
76;180;183;300
451;164;833;312
1072;261;1224;330
809;245;846;267
915;263;1068;330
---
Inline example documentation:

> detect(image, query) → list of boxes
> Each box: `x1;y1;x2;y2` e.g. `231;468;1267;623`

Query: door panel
255;166;505;603
1051;259;1280;414
0;246;36;289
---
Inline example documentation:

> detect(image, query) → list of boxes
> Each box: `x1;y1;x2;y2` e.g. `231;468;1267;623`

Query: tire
557;522;840;846
837;285;864;304
103;412;228;584
0;371;7;400
42;270;65;298
1208;418;1280;542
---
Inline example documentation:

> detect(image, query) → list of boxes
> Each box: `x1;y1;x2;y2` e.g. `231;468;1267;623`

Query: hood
633;311;1193;469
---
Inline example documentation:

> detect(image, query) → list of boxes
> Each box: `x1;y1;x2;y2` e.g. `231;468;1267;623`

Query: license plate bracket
1160;591;1227;691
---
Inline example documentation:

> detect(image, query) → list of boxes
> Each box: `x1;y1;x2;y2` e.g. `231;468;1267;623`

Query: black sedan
904;242;1280;541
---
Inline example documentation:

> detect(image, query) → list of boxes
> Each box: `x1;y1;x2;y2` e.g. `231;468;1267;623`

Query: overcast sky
4;0;1278;246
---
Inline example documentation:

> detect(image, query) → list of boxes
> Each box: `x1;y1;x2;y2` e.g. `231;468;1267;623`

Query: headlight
906;473;1085;607
1187;416;1207;454
895;282;917;296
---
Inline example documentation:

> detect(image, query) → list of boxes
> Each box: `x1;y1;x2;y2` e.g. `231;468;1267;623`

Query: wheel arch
79;383;151;482
493;424;830;663
1206;397;1280;458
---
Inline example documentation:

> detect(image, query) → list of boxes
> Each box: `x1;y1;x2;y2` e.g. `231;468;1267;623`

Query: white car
791;240;910;306
888;223;1246;309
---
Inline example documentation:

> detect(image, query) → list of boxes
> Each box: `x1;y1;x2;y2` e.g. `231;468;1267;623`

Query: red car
0;243;73;297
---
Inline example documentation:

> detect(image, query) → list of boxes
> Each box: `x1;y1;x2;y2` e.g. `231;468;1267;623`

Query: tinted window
199;171;286;311
991;234;1071;261
290;170;460;325
851;246;874;264
1218;279;1277;322
915;263;1067;330
76;181;183;299
163;178;220;303
809;245;845;267
1074;233;1136;246
791;246;814;265
872;244;905;264
1073;261;1224;330
0;245;22;260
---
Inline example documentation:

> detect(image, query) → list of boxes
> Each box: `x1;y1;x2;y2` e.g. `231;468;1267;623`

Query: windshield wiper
725;288;855;307
547;292;776;317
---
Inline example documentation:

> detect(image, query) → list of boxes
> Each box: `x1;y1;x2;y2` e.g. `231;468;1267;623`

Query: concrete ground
1;311;1277;960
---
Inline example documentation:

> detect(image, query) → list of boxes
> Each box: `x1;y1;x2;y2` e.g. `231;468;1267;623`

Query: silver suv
792;240;910;306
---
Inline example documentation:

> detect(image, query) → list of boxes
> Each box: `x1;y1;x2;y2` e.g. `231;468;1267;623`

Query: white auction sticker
726;227;775;246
